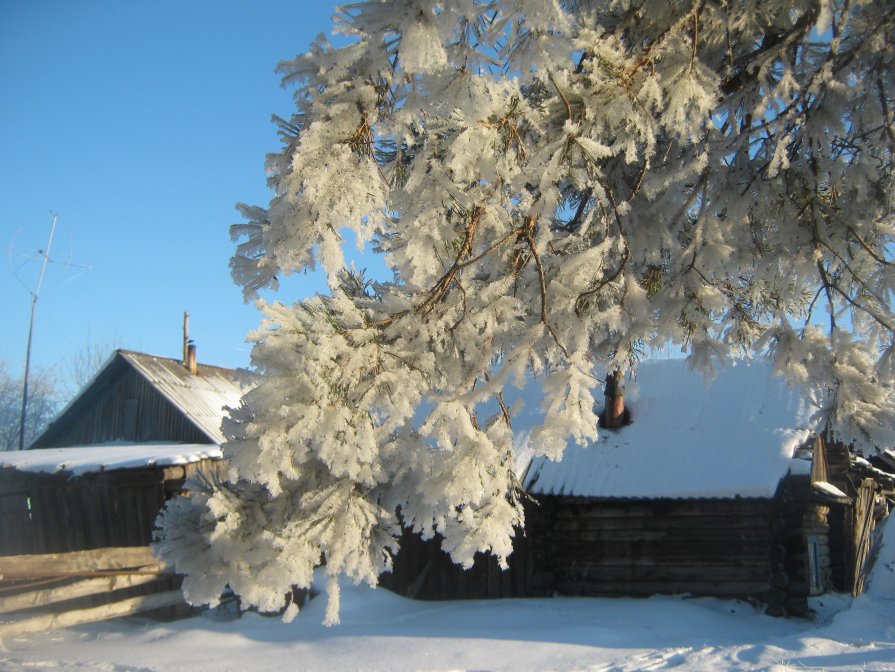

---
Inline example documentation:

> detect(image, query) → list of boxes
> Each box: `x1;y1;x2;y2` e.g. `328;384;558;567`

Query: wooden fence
850;479;878;596
0;546;185;639
0;460;228;556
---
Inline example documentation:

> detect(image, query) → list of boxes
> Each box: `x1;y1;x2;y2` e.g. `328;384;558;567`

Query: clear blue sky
0;0;344;384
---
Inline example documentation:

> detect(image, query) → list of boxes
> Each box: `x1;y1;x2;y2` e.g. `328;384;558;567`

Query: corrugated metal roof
119;350;253;444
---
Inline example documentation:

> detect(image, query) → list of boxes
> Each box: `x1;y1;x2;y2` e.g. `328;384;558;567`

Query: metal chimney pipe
604;369;625;429
187;343;197;375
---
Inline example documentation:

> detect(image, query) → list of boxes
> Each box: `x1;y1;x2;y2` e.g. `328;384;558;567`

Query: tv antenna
18;211;58;450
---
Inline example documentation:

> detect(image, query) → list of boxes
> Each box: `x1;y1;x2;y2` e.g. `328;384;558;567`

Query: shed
30;349;251;449
382;359;881;616
0;444;227;556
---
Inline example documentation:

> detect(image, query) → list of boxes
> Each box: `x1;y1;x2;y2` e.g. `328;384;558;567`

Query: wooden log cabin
382;359;890;617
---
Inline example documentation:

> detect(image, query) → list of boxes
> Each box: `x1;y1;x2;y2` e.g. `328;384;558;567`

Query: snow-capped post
154;0;895;625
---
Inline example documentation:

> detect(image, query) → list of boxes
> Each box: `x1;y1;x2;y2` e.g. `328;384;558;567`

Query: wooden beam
550;528;771;543
553;515;772;531
0;546;165;579
554;578;770;596
0;589;185;639
549;554;771;568
551;500;772;516
0;574;165;614
557;565;771;582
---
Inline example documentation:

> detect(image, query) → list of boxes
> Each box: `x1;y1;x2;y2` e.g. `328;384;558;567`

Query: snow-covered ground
3;514;894;672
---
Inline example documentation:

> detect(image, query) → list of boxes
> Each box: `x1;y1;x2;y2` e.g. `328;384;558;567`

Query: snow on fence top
521;359;814;499
0;443;223;477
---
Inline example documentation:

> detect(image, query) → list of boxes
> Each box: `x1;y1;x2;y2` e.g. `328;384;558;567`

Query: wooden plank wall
824;439;853;494
541;497;775;600
0;458;227;556
816;437;851;593
33;362;210;448
822;438;876;596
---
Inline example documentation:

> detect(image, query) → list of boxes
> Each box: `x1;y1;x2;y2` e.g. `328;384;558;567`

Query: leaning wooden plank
0;574;165;614
0;547;165;579
0;589;185;639
0;566;168;581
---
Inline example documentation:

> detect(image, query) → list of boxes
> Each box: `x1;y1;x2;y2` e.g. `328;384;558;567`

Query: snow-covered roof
521;359;814;499
0;443;223;477
117;350;250;444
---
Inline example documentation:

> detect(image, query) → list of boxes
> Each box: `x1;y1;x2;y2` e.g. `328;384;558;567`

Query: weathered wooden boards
0;546;163;579
0;573;163;614
0;545;184;640
0;459;227;556
850;479;877;596
0;590;184;639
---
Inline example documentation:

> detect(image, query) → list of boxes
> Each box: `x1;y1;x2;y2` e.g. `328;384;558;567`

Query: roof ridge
118;349;243;375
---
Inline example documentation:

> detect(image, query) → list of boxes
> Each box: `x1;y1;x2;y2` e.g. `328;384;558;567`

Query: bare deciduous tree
0;362;59;451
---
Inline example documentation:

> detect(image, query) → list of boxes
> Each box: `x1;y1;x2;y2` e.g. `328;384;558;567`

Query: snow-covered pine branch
155;0;895;624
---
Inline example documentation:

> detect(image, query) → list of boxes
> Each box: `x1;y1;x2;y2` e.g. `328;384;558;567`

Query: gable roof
520;359;814;499
117;350;249;444
31;349;252;447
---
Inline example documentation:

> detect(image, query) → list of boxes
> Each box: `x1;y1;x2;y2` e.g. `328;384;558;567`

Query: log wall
381;479;836;616
539;497;775;599
770;475;832;616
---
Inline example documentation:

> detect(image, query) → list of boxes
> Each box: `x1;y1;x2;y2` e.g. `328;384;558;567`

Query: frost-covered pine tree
156;0;895;624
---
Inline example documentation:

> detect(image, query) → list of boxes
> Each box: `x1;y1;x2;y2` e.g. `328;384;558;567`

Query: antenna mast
18;211;58;450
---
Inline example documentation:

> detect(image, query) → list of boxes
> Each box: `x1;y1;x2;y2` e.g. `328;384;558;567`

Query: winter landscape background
3;1;894;670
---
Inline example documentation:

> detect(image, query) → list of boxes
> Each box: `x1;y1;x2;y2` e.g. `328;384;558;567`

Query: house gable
119;351;248;445
29;350;249;449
